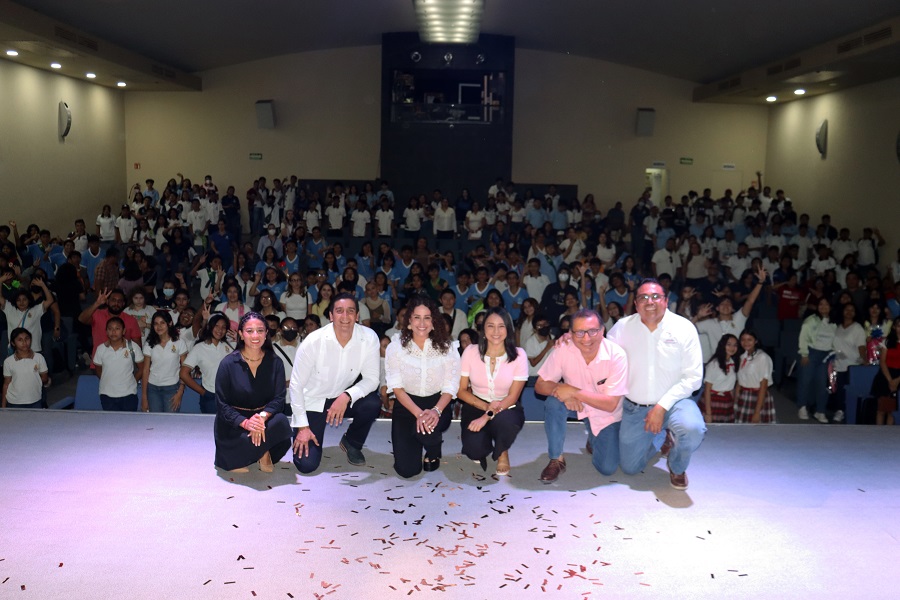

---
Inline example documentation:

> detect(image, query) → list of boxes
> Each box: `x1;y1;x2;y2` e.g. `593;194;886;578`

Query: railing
390;102;503;125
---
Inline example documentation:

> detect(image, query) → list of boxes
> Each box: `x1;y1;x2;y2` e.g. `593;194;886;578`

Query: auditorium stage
0;411;897;599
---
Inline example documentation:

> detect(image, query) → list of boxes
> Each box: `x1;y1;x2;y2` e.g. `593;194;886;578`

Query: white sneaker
798;406;809;420
813;412;829;424
833;410;845;423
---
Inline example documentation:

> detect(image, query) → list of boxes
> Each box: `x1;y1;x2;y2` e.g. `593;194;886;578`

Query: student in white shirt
702;334;737;423
2;328;49;409
349;200;371;238
93;316;144;411
385;296;461;477
290;293;382;473
181;313;232;414
142;311;188;413
734;330;775;423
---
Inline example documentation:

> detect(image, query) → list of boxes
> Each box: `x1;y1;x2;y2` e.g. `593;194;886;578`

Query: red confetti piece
59;563;63;567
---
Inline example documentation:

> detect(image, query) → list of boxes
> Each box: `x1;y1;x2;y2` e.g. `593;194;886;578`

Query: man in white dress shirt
606;279;705;490
290;293;382;473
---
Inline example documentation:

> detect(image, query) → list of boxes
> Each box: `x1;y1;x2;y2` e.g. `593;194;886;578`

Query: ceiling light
6;50;18;57
415;0;484;44
117;81;126;87
50;62;62;69
86;72;96;79
794;88;806;95
766;96;777;102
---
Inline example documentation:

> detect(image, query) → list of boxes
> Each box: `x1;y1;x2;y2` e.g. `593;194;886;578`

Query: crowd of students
2;173;898;425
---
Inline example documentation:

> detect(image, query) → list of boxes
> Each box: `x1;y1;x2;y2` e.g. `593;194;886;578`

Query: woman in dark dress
214;311;292;473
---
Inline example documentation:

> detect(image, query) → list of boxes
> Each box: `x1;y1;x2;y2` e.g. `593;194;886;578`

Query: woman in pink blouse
457;307;529;476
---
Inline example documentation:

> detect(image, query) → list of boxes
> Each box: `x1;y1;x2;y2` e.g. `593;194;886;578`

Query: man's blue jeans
544;396;620;476
619;398;706;476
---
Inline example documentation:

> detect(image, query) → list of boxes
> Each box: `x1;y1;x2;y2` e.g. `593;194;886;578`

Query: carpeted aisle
0;410;897;599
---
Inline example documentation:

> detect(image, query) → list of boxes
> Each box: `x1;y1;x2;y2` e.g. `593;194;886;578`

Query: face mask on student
558;273;570;283
281;330;299;342
162;288;175;298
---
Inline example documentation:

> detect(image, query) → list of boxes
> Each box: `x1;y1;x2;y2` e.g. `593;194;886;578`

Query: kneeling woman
214;312;292;473
457;307;528;475
385;296;459;477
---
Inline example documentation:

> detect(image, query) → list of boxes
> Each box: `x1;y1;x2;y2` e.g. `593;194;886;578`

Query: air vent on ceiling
53;25;99;52
151;64;176;79
837;27;892;54
77;36;98;52
53;25;76;43
717;76;741;91
863;27;892;45
783;57;801;71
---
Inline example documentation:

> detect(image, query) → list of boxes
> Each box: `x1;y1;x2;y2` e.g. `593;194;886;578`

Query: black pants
391;392;452;478
100;394;138;412
201;391;217;415
460;402;525;461
292;391;381;474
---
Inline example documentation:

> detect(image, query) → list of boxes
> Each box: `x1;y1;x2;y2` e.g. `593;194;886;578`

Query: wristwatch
485;410;495;419
259;411;269;420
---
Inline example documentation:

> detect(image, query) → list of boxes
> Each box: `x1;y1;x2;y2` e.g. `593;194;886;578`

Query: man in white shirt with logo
606;279;705;490
290;293;382;473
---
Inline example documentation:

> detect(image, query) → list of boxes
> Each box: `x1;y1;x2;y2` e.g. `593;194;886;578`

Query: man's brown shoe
669;469;688;490
539;457;566;483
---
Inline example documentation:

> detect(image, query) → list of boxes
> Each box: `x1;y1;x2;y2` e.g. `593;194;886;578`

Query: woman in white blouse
702;334;738;423
141;310;188;412
465;201;486;240
384;296;460;478
181;312;232;414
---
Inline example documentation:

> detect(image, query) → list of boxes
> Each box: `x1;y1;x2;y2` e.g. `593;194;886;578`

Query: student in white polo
93;317;144;411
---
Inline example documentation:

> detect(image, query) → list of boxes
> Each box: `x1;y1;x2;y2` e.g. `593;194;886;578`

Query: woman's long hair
477;306;519;363
198;313;230;346
146;310;179;348
707;333;737;373
398;295;452;353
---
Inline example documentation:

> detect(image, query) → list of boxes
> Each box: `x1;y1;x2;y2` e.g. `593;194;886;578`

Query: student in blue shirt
501;271;529;320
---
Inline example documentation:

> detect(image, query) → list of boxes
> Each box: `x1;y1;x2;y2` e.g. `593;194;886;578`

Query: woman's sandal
496;451;510;476
423;456;441;472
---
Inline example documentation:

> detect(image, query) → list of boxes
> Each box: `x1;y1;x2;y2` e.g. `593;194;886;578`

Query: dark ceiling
9;0;900;83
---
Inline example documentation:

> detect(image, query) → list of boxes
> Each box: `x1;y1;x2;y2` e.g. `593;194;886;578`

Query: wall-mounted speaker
58;100;71;139
636;108;655;137
255;100;275;129
815;119;828;157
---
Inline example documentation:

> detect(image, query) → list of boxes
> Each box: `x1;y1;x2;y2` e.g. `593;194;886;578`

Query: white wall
766;76;900;263
0;59;125;234
513;49;770;209
124;46;383;213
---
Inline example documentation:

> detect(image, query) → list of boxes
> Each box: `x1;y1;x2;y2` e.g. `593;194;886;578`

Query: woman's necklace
241;353;263;362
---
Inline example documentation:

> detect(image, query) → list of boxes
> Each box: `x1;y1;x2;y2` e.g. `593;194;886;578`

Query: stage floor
0;411;897;599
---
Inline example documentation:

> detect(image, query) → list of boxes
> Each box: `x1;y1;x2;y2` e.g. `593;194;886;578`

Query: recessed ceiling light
86;72;96;79
117;81;126;87
766;96;777;102
794;88;806;95
6;50;19;57
50;62;62;69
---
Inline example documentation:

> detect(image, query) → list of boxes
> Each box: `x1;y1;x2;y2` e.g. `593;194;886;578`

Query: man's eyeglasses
636;293;665;303
572;328;602;338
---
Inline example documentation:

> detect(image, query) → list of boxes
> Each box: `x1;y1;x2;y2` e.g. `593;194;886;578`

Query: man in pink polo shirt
535;308;628;483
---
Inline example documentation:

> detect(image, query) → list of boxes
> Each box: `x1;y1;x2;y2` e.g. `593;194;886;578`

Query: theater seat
845;365;879;424
73;375;102;410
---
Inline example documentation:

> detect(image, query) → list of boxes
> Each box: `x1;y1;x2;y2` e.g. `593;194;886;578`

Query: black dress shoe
339;434;366;466
423;456;440;472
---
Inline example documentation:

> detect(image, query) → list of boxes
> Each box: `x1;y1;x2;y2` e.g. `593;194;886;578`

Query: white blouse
704;358;736;393
384;336;460;398
737;351;773;388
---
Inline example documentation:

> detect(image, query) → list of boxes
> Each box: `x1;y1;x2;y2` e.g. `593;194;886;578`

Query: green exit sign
679;157;693;165
249;153;263;160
